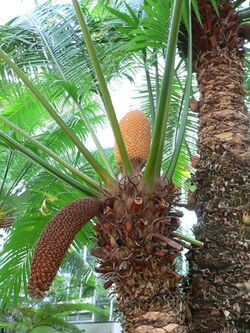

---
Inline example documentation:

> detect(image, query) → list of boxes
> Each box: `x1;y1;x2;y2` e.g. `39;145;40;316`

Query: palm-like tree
0;0;249;332
183;2;250;332
0;1;195;331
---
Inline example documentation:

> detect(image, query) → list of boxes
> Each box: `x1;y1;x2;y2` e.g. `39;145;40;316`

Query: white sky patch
181;208;197;233
0;0;70;24
0;0;36;24
1;1;249;27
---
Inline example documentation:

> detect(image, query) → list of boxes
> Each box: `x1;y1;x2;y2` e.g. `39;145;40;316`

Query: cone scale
114;110;151;170
28;197;100;298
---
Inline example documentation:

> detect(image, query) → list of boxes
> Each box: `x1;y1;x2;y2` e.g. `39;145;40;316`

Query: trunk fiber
119;289;188;333
93;178;190;332
188;49;250;332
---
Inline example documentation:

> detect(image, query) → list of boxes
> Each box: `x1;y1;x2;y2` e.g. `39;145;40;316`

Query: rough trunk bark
111;181;191;333
120;289;188;333
92;178;190;332
188;49;250;332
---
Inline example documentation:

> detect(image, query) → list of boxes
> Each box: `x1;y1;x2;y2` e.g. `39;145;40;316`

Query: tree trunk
119;289;188;332
188;48;250;332
92;178;190;332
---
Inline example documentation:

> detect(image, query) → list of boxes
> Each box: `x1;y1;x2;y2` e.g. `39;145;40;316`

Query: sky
1;0;248;23
0;0;70;24
0;0;42;24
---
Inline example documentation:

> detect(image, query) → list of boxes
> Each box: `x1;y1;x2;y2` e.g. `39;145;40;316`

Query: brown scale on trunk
92;176;190;332
186;2;250;332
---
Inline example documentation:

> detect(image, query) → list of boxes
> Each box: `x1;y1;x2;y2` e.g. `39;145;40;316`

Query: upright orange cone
114;110;151;170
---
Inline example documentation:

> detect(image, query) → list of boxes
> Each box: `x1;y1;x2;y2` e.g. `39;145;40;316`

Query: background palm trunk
188;47;250;332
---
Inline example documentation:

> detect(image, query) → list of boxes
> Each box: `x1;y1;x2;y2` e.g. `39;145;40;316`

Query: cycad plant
0;0;197;331
0;0;249;332
182;2;250;332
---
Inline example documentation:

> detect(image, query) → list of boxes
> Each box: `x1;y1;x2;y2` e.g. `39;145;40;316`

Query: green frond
234;0;246;8
0;115;101;191
165;0;193;181
210;0;220;16
0;82;51;132
0;216;43;309
106;0;172;52
0;302;108;333
191;0;202;25
0;131;99;196
0;49;114;184
143;0;183;186
72;0;133;175
31;327;59;333
35;302;108;319
62;249;95;284
34;317;82;333
238;7;250;20
0;2;134;181
0;150;14;196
